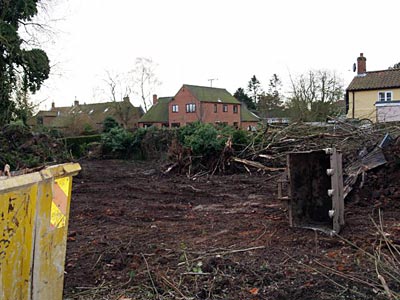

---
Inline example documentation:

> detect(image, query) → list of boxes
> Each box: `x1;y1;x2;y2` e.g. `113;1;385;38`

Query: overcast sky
31;0;400;110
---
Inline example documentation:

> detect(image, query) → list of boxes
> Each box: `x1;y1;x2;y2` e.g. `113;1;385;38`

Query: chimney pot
153;94;158;105
357;53;367;75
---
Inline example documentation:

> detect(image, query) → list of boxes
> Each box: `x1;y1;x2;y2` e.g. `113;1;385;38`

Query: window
186;103;196;113
223;104;228;112
172;104;179;112
233;122;239;128
378;91;392;102
171;123;180;128
233;105;238;114
214;104;218;113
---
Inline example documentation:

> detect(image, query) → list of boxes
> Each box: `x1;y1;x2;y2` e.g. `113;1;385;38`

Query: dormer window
378;91;392;102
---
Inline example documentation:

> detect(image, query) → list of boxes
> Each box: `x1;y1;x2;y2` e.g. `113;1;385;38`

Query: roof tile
347;69;400;91
138;97;173;123
183;84;240;104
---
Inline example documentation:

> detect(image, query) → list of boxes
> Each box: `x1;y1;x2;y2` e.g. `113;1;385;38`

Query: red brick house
138;84;259;129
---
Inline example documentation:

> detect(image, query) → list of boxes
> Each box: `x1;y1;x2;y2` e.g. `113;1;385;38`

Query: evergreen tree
257;74;283;118
247;75;262;105
233;87;255;110
0;0;50;125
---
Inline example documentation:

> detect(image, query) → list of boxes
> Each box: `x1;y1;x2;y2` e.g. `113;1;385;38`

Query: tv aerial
208;78;218;87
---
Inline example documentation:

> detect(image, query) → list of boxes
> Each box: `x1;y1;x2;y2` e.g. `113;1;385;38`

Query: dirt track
63;159;400;300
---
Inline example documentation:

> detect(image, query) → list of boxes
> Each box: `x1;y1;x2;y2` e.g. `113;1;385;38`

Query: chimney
51;102;55;110
123;96;130;102
74;99;79;106
357;53;367;74
153;94;158;105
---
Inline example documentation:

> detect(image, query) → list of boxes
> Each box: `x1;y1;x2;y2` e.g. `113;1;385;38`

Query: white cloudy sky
31;0;400;110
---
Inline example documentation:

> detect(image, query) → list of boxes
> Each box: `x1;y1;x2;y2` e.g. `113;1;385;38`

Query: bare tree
103;70;131;102
102;70;135;129
288;70;344;121
130;57;161;112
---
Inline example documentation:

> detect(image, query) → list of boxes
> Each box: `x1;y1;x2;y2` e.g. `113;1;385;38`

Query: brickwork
168;86;241;127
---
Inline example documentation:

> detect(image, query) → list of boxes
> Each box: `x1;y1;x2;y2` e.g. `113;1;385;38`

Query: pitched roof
241;105;260;122
30;99;143;130
138;97;172;123
183;84;240;104
347;69;400;91
55;101;142;125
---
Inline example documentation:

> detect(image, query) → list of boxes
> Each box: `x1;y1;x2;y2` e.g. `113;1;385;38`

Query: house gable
169;84;242;127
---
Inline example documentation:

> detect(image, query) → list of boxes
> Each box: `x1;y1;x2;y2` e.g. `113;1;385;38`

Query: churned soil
63;157;400;300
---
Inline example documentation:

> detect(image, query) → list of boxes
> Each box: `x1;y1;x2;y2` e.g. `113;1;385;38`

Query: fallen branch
231;157;285;172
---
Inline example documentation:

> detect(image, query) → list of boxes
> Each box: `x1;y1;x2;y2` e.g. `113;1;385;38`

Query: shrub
178;122;251;156
103;116;120;133
177;121;202;144
182;123;225;157
231;129;251;151
101;127;134;158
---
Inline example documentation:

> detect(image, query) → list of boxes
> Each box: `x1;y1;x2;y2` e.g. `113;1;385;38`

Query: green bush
96;123;251;161
101;127;134;158
178;122;251;156
103;116;120;133
177;121;202;144
231;129;251;151
130;128;148;159
182;123;225;156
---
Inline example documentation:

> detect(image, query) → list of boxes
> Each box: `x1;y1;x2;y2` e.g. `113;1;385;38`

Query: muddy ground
63;158;400;300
